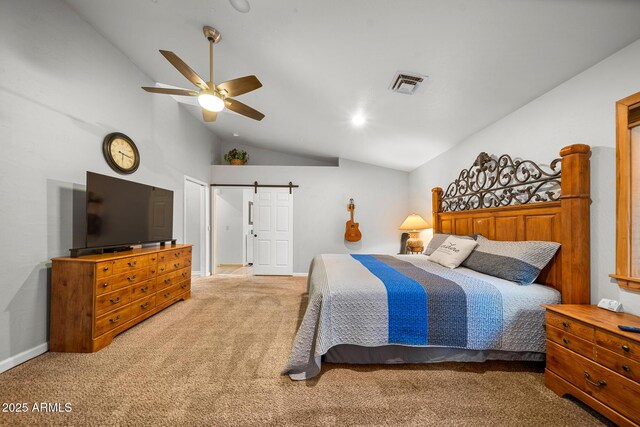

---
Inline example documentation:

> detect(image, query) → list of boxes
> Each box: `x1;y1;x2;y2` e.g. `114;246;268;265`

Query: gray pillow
461;235;560;285
424;233;476;256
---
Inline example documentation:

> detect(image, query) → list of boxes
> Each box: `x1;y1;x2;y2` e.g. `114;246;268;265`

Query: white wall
0;0;219;371
409;39;640;315
216;189;244;265
212;159;410;273
185;180;204;273
217;140;338;167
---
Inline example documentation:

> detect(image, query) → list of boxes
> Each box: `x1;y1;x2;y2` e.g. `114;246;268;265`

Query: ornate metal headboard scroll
441;152;562;212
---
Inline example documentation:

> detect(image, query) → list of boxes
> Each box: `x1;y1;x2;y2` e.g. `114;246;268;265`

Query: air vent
389;71;427;95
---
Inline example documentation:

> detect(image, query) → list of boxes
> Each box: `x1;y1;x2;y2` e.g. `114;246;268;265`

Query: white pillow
428;236;478;269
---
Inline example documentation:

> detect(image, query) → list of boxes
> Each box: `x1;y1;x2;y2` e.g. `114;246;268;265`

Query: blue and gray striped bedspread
283;254;560;380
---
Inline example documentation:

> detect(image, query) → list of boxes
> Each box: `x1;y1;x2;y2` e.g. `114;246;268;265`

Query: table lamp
399;214;431;251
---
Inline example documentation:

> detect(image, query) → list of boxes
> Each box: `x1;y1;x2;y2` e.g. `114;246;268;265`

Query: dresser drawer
157;267;190;291
596;329;640;363
130;295;156;319
95;305;131;337
96;261;114;279
157;283;185;304
130;278;157;302
177;280;191;294
595;345;640;383
164;257;191;274
546;325;594;359
546;311;594;342
547;340;640;422
113;255;152;274
111;268;151;290
96;276;115;295
157;248;191;263
96;287;131;316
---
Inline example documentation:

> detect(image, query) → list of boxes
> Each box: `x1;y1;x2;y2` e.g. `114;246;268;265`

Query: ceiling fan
142;26;264;123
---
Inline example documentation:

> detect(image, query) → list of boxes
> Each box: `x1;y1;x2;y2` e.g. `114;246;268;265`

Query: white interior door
253;188;293;275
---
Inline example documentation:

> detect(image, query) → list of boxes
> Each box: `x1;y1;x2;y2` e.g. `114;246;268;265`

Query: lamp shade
399;214;431;231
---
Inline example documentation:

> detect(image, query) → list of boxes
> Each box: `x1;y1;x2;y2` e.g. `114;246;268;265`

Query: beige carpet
0;275;612;427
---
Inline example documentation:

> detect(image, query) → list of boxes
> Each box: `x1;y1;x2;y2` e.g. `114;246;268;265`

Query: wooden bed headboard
431;144;591;304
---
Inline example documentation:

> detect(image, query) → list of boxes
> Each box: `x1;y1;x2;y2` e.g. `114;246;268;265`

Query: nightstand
542;304;640;426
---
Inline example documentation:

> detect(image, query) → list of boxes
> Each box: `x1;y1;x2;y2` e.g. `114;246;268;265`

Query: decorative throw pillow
428;236;479;269
461;235;560;285
424;233;476;256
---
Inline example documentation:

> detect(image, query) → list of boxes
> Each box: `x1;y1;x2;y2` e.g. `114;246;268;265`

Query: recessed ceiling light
351;113;366;127
233;133;240;137
229;0;251;13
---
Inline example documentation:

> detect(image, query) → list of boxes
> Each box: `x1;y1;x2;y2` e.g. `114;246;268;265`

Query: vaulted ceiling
64;0;640;171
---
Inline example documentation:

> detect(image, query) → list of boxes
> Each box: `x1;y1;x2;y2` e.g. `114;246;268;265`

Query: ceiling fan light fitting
198;92;225;112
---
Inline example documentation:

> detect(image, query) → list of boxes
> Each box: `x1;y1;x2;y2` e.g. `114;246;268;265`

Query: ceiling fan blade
225;98;265;121
159;50;209;91
202;109;218;122
142;87;198;96
217;75;262;97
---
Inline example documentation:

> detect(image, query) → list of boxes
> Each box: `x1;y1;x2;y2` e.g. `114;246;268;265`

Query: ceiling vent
389;71;427;95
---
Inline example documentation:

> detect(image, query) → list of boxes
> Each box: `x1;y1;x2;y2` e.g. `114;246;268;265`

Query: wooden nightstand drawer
96;287;131;316
546;325;594;359
546;311;594;342
596;345;640;383
596;330;640;363
547;340;640;422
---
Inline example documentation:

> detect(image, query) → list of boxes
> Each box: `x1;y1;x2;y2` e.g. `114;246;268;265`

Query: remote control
618;325;640;333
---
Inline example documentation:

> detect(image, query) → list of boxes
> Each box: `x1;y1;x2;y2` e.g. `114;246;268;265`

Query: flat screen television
86;171;174;249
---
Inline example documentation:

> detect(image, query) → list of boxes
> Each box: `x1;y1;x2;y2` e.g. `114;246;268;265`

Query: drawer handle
562;322;569;328
160;267;165;272
181;283;187;289
109;296;121;304
175;253;180;257
164;292;171;298
583;371;606;388
623;364;631;372
103;266;109;272
127;275;137;281
140;286;149;293
128;261;137;267
182;272;187;277
151;269;156;274
562;338;569;345
622;344;630;352
102;282;109;288
140;302;150;309
109;315;121;324
165;278;172;284
174;263;180;268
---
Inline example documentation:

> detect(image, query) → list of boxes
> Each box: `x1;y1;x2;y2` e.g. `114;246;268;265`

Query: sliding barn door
253;188;293;275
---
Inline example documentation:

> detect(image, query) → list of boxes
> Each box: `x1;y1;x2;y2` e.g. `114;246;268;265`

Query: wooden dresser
50;244;192;352
543;304;640;426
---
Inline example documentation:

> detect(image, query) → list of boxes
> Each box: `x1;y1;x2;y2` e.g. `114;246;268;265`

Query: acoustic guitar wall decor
344;198;362;242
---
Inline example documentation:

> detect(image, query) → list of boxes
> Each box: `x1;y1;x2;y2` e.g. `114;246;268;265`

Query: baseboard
293;273;308;277
0;342;48;374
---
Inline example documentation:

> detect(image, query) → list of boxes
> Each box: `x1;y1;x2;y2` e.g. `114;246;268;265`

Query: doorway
184;176;210;276
212;187;294;276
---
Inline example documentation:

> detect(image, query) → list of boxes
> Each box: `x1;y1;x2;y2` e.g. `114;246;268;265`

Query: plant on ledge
224;148;249;165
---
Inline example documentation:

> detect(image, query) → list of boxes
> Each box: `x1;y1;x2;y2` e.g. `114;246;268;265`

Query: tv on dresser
49;173;191;353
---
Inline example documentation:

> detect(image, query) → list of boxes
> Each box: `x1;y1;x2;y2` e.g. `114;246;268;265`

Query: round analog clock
102;132;140;174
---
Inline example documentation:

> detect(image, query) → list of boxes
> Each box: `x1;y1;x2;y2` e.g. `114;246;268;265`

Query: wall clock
102;132;140;174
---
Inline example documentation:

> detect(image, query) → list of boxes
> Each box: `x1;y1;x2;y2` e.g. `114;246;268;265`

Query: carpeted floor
1;275;612;426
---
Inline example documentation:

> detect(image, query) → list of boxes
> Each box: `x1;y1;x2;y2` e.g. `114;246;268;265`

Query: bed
284;144;591;380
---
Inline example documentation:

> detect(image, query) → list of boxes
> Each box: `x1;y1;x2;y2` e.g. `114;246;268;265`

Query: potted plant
224;148;248;165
